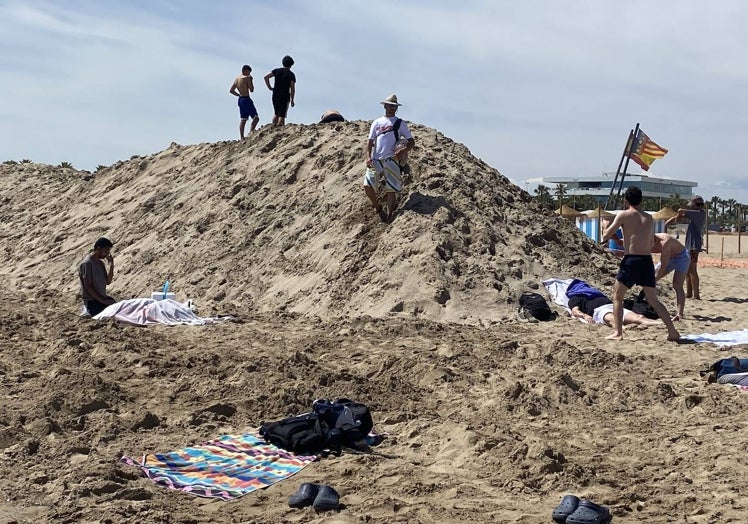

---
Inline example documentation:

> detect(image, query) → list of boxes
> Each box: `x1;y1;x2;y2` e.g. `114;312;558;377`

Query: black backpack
259;412;340;455
313;398;374;446
625;291;659;320
518;291;556;321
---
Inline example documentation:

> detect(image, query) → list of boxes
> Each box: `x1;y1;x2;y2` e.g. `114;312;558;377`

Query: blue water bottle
162;280;170;300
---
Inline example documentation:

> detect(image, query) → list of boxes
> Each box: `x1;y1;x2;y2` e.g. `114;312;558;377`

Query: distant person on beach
229;65;259;138
264;55;296;126
319;110;345;123
363;94;415;222
668;195;706;299
601;186;680;341
652;233;689;321
79;237;116;316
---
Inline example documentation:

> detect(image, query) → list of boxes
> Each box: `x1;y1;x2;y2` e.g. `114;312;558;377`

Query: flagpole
605;127;635;210
613;122;640;210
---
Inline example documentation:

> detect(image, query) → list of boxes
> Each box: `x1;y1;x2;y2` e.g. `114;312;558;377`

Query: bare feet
672;314;682;322
605;332;623;340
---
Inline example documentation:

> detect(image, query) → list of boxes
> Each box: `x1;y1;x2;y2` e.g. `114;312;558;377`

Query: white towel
683;329;748;346
93;298;231;326
542;278;573;310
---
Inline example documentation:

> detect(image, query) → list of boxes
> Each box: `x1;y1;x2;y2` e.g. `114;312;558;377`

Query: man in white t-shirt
363;94;415;222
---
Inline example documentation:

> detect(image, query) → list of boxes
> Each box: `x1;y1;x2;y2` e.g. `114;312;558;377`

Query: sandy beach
1;122;747;523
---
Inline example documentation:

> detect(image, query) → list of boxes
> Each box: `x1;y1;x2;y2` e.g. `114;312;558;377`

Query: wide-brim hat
689;195;704;207
381;94;402;106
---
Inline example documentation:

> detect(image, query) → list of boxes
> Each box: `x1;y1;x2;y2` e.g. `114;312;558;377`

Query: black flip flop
312;485;340;511
288;482;319;508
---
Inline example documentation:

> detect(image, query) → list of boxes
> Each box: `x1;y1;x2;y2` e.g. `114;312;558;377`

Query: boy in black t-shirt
264;55;296;125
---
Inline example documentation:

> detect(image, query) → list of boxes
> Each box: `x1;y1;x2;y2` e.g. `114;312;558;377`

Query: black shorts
272;94;290;118
85;298;110;316
616;255;656;289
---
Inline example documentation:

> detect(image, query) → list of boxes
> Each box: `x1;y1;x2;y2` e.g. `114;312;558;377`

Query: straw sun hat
381;94;402;106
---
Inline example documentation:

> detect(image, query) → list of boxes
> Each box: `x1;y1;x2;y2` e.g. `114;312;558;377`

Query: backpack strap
392;118;402;141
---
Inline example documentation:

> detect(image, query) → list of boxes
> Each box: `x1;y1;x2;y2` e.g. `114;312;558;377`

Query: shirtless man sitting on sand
601;186;681;341
652;232;689;321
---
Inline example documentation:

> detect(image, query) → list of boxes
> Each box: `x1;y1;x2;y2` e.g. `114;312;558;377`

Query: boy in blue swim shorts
652;232;689;321
601;186;681;341
229;65;259;138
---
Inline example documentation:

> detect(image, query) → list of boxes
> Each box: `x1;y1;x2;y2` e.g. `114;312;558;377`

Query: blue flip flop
552;494;580;523
288;482;319;508
312;485;340;511
566;499;612;524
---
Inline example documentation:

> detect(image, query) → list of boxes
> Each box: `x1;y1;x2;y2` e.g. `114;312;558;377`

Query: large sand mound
0;121;616;323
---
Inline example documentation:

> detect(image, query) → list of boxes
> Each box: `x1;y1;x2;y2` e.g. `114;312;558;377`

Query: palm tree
534;184;554;209
727;199;737;224
554;183;568;206
574;195;599;211
709;196;720;224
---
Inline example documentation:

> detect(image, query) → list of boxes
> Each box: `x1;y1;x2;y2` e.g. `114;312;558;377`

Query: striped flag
628;129;668;171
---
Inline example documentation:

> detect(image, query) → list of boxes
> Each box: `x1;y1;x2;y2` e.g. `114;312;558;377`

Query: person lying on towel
566;280;661;327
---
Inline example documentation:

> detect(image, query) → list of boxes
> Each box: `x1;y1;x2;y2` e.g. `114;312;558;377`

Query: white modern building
541;173;698;206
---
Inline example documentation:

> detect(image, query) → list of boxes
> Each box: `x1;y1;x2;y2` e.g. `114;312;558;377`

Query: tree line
532;183;747;229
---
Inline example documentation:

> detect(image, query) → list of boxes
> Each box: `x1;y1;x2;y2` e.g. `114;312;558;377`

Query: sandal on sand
288;482;319;508
566;499;612;524
552;494;580;523
517;307;539;323
312;485;340;511
375;206;388;222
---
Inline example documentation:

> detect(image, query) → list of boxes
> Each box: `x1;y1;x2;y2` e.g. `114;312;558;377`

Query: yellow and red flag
628;129;668;171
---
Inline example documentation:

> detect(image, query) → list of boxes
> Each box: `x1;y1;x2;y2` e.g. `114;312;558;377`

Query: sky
2;1;748;203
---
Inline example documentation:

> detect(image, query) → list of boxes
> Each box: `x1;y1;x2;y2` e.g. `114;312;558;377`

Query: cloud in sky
1;0;748;203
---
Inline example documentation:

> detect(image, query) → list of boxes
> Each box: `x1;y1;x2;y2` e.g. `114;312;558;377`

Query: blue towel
565;279;606;300
712;357;748;377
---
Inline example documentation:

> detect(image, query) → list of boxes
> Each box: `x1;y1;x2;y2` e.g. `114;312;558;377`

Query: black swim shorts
616;254;656;289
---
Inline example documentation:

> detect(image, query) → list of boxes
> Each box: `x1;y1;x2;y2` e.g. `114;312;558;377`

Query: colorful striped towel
121;433;317;500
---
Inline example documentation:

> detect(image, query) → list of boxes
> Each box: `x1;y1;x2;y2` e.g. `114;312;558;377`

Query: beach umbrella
554;204;584;219
583;205;616;219
652;207;678;220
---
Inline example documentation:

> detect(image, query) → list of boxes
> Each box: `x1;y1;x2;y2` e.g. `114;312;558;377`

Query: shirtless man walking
601;186;680;341
229;65;259;138
652;232;689;321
